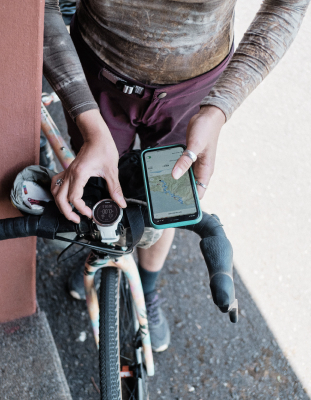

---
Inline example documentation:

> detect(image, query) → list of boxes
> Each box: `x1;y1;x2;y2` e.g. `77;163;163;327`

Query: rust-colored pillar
0;1;44;322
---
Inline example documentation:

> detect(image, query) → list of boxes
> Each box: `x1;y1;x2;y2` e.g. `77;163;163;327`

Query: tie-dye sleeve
43;0;98;120
201;0;310;121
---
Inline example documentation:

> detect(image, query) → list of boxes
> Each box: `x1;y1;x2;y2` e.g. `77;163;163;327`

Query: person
43;0;310;352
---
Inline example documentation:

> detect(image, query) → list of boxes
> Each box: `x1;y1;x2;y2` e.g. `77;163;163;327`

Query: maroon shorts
65;15;233;156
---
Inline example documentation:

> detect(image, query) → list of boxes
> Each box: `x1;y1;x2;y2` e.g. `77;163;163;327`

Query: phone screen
143;145;200;225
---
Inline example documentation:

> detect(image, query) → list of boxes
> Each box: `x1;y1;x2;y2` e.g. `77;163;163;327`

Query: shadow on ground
38;78;309;400
36;229;308;400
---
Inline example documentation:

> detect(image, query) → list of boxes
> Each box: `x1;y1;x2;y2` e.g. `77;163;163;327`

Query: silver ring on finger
195;180;207;190
55;178;64;187
182;149;197;163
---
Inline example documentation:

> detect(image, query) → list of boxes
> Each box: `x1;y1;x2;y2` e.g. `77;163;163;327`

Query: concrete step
0;309;72;400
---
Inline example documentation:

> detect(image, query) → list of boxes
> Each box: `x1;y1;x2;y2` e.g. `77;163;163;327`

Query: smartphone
141;144;202;229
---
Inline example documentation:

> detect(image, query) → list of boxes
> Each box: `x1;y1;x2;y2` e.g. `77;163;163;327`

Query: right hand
51;109;126;224
172;105;225;200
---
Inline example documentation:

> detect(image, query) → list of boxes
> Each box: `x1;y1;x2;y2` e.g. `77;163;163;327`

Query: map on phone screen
145;147;197;219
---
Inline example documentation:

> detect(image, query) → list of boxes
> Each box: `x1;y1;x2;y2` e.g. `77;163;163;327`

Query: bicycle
0;94;238;399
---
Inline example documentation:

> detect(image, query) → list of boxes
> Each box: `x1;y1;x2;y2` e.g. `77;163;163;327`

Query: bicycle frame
41;95;155;377
84;252;154;376
41;100;75;170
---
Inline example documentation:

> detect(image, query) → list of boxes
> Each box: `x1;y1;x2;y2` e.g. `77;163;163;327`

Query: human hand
51;109;126;223
172;105;226;199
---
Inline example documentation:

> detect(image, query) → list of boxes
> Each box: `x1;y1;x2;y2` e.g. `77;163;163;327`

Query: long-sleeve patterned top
43;0;310;121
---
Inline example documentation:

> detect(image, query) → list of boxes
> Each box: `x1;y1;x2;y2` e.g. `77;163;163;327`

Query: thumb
172;147;198;180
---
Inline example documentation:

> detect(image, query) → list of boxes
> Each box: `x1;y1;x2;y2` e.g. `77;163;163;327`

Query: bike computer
92;199;123;242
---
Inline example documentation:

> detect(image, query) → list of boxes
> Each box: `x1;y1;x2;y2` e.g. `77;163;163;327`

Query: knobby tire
99;267;148;400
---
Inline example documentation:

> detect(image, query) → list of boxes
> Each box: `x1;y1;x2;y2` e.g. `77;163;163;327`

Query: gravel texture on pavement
37;232;308;400
37;78;309;400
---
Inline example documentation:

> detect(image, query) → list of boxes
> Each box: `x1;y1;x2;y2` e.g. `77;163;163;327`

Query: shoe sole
152;343;169;353
70;290;85;300
69;282;100;301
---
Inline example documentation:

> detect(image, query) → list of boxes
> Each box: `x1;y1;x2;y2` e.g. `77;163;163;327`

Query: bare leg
137;228;175;272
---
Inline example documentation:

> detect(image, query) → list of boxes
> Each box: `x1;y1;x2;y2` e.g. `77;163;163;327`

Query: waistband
71;14;234;101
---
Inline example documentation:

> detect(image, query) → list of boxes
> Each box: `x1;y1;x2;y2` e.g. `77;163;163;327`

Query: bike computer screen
142;145;201;227
93;199;120;226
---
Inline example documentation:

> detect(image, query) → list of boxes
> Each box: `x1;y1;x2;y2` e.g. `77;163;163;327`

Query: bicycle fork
84;250;155;377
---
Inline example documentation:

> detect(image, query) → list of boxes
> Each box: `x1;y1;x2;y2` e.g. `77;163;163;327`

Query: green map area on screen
149;173;195;210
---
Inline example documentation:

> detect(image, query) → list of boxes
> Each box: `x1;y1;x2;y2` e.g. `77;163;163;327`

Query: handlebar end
228;299;238;324
210;273;235;312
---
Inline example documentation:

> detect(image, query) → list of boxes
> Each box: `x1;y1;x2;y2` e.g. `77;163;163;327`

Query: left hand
172;105;226;199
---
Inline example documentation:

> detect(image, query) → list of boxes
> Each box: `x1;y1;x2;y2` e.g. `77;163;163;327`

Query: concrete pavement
201;0;311;395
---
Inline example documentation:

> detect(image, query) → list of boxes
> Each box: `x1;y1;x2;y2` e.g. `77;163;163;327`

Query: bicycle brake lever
54;234;134;256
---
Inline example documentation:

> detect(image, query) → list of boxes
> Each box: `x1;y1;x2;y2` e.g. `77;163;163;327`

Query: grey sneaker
145;291;170;352
68;264;101;300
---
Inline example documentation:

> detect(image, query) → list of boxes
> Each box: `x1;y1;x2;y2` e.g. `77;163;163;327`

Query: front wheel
99;267;149;400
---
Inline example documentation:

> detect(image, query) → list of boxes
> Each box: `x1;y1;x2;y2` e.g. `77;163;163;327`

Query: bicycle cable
56;235;86;264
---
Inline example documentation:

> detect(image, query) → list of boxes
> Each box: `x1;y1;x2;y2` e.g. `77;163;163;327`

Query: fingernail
172;167;183;180
117;195;127;208
84;208;92;219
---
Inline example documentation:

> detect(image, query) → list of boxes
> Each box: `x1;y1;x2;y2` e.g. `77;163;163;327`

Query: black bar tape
0;216;39;240
181;213;225;239
181;212;235;313
200;236;233;279
36;202;60;239
200;236;235;312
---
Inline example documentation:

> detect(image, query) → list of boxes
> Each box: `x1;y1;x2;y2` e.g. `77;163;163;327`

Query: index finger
68;173;92;219
54;179;81;223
